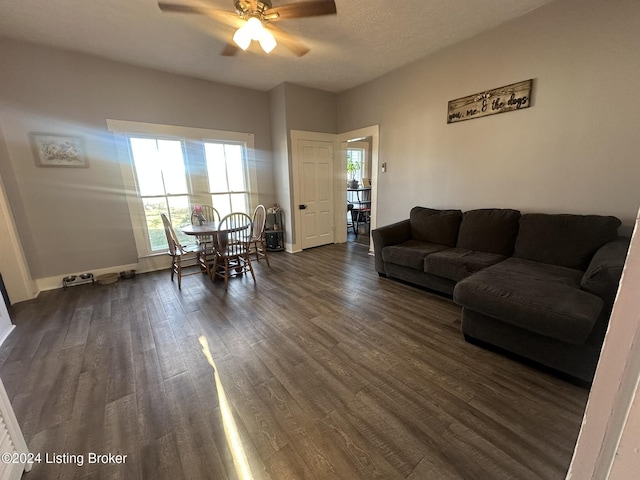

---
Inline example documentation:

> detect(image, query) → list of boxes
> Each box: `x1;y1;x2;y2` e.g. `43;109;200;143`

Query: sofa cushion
453;258;604;344
409;207;462;247
456;208;521;255
514;213;621;270
424;248;507;282
382;240;449;270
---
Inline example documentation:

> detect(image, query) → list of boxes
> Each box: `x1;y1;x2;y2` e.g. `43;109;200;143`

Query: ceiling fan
158;0;338;57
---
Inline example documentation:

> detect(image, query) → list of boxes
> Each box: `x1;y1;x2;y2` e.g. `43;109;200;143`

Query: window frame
107;120;258;258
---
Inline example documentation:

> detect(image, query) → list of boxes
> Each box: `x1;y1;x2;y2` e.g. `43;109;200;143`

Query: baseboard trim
34;255;172;293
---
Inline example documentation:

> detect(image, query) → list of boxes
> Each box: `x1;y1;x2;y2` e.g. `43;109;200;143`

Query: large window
129;137;192;250
205;142;249;218
109;120;257;257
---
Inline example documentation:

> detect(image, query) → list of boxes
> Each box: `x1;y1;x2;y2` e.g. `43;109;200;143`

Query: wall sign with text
447;79;533;124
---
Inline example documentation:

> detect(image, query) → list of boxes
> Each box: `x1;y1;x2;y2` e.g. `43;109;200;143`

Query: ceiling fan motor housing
234;0;272;17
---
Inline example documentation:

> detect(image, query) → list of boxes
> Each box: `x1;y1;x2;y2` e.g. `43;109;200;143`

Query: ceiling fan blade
158;3;243;28
158;3;214;14
265;0;337;20
221;42;240;56
266;24;310;57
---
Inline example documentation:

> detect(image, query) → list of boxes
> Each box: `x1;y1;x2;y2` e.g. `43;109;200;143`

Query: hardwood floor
347;226;370;248
0;243;589;479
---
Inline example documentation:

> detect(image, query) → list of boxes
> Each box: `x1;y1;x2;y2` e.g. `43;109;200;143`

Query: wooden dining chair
249;204;270;267
191;205;220;268
161;213;209;289
212;212;256;291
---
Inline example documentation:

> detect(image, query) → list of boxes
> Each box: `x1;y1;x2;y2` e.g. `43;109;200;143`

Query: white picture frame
30;133;89;168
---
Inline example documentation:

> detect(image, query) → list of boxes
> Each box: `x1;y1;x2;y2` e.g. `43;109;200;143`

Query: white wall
337;0;640;227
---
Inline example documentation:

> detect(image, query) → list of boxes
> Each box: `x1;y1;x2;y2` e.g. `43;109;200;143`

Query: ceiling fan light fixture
258;29;277;53
232;29;251;50
232;17;256;50
233;16;277;53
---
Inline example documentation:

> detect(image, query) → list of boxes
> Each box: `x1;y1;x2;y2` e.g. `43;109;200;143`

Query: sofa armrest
581;237;631;305
372;219;411;274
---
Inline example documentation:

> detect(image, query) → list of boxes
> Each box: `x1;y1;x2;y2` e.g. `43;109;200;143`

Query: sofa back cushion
410;207;462;247
514;213;621;270
456;209;521;255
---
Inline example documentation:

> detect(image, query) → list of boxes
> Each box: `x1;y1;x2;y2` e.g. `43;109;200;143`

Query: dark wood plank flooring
0;243;589;479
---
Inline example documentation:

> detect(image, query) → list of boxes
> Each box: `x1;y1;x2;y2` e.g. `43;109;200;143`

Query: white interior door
298;139;334;249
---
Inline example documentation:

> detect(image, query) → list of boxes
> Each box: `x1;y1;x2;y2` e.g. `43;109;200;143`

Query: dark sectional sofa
372;207;630;383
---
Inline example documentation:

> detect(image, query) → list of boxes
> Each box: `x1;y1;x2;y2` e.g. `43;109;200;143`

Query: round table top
181;222;220;236
181;221;249;236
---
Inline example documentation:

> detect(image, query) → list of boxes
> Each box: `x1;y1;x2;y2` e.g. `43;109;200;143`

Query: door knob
299;204;307;209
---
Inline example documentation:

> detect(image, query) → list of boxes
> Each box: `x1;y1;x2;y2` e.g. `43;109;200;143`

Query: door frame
290;130;339;253
290;126;379;254
337;125;380;253
0;172;37;304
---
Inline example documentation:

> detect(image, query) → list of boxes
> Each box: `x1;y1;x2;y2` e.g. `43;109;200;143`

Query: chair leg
177;257;182;289
224;258;230;291
249;240;260;262
350;210;358;236
211;255;219;282
260;238;270;267
245;254;256;283
199;251;210;277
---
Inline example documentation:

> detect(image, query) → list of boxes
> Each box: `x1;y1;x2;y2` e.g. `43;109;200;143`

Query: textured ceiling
0;0;556;93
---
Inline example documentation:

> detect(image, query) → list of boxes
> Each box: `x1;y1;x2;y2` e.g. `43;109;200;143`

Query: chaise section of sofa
373;206;629;383
453;213;624;382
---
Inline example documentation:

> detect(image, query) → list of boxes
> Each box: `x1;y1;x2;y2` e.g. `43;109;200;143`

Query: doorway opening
338;125;379;253
346;138;372;248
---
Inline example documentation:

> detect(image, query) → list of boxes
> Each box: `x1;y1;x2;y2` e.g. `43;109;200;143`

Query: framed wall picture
30;133;89;168
447;79;533;124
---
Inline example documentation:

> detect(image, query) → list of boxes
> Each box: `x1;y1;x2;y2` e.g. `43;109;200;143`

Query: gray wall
282;83;337;135
0;38;274;279
268;82;337;246
268;84;292;245
337;0;640;227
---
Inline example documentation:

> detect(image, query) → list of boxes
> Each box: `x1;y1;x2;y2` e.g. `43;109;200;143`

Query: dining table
181;220;252;278
181;221;249;238
181;222;225;277
181;222;223;237
181;220;252;255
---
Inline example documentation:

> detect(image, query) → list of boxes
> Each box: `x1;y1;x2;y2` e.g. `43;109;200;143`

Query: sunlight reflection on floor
199;335;254;480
